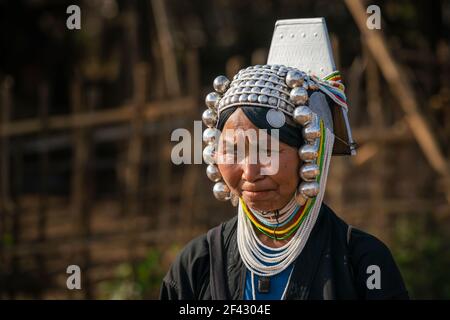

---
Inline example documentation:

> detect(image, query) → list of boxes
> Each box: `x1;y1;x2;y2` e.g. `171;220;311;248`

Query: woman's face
217;109;300;212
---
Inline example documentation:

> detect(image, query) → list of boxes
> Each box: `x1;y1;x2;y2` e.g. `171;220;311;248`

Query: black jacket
160;203;409;300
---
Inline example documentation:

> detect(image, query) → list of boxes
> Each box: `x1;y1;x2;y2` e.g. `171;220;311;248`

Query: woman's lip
242;190;274;200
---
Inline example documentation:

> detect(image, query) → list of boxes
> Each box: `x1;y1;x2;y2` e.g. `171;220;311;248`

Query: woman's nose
242;160;263;182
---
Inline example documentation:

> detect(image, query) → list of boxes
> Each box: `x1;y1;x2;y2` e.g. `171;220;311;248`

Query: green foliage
1;233;13;247
391;214;450;299
97;245;180;299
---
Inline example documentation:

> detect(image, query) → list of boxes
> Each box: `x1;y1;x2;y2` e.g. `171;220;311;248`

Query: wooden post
125;63;147;216
364;42;387;234
345;0;450;203
151;0;181;97
36;81;50;299
0;77;15;298
70;71;93;298
179;49;200;227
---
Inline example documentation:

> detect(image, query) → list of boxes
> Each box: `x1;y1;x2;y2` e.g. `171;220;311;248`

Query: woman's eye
260;148;279;155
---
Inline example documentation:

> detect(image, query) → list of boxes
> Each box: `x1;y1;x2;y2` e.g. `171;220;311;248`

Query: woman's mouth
242;189;275;201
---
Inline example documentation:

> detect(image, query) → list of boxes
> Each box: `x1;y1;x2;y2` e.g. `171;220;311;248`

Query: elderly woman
160;65;408;300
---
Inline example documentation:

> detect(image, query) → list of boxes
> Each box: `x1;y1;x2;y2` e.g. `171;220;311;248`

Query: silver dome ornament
302;115;321;142
203;144;217;165
293;105;313;126
299;141;320;162
261;88;271;95
230;192;239;207
202;109;217;128
300;181;320;198
266;109;286;128
213;76;230;94
248;93;258;103
213;182;231;201
203;127;220;145
289;87;309;105
286;70;304;88
300;163;320;181
205;92;221;110
268;97;277;106
258;95;269;104
295;190;308;206
206;164;222;182
239;94;248;103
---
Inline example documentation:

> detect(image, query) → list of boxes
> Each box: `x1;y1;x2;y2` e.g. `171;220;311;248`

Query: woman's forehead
222;108;257;130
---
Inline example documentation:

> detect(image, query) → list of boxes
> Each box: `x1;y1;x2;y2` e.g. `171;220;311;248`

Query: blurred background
0;0;449;299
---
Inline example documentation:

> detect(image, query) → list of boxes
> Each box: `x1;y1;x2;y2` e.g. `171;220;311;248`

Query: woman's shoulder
322;203;409;299
160;216;238;299
167;215;238;275
349;227;409;299
322;203;394;257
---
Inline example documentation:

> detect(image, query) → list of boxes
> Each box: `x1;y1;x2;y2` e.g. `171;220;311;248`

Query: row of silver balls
202;69;322;207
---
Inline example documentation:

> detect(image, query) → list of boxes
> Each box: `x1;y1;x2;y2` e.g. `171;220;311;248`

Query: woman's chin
242;193;278;212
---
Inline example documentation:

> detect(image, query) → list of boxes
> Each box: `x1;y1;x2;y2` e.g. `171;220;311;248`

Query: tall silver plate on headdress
267;18;356;156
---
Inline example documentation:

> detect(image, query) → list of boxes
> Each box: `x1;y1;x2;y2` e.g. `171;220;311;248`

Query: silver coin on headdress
266;109;286;128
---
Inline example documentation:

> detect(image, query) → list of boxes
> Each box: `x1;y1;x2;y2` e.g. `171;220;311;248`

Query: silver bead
213;75;230;94
268;97;277;106
295;191;308;206
203;144;216;165
213;182;231;201
258;95;268;104
205;92;221;110
231;95;239;104
206;164;222;182
286;70;304;88
203;127;220;145
289;87;309;105
298;141;319;162
248;93;258;103
293;106;313;125
302;115;321;142
269;76;278;82
261;88;271;95
300;181;320;198
202;109;217;127
239;94;248;102
300;163;320;181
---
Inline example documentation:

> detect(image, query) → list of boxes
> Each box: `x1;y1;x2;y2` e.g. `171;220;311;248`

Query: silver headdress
202;18;356;207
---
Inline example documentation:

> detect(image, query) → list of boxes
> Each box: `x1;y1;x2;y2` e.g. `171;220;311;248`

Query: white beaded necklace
237;129;334;278
249;196;298;226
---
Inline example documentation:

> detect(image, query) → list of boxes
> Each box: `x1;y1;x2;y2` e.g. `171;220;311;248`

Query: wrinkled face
217;109;300;212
